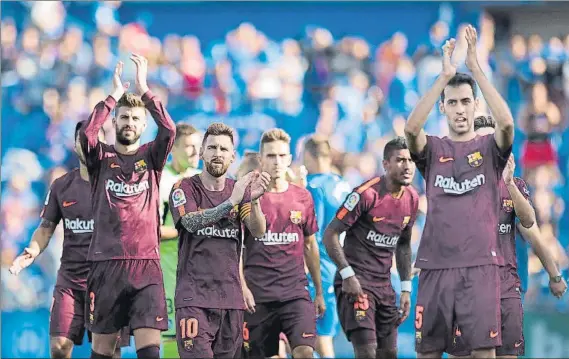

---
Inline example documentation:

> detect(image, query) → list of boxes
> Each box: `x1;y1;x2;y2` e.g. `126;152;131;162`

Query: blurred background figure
1;1;568;358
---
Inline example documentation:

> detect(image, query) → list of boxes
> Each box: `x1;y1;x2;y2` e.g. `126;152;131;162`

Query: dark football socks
136;345;160;359
91;351;113;359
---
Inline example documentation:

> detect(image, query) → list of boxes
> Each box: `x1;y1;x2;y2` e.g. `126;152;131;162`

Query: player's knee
291;345;313;358
353;344;377;359
376;348;397;359
316;336;335;358
50;337;73;359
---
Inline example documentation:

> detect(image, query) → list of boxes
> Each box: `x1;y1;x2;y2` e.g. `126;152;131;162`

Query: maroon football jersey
170;175;246;310
41;169;92;290
498;177;531;298
333;176;419;288
411;134;511;269
243;183;318;303
79;92;176;261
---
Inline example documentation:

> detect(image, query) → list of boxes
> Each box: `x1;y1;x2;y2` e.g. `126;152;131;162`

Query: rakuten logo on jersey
64;218;94;234
366;230;399;247
256;231;299;246
196;226;239;239
434;174;485;195
499;223;512;235
106;179;149;197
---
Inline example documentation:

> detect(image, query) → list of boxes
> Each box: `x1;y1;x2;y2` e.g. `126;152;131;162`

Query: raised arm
131;54;176;169
504;165;535;228
81;63;125;169
241;172;270;238
405;39;457;155
464;25;514;151
180;201;235;233
171;175;251;234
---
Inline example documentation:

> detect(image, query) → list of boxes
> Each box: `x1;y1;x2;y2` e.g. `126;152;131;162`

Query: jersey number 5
180;318;199;339
415;305;424;330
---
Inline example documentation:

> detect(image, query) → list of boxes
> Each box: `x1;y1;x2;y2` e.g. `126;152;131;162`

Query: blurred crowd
2;1;568;315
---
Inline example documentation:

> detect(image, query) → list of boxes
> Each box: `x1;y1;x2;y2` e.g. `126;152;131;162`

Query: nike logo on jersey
63;201;77;207
110;163;120;169
439;157;454;163
490;330;499;338
302;333;315;338
372;217;385;222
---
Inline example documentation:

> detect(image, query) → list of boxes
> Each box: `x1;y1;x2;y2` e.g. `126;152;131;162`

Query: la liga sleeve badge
343;192;360;211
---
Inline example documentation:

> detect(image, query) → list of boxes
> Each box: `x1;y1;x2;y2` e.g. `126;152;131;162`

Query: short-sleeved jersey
306;173;351;282
170;175;246;310
243;183;318;303
411;134;511;269
159;164;201;336
333;176;419;288
498;177;531;297
41;169;92;290
79;92;176;261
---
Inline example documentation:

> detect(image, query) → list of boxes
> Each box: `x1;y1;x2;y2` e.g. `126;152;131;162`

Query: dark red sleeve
169;179;198;229
303;192;318;237
80;96;116;170
142;91;176;171
406;188;420;230
489;135;512;172
410;135;437;179
41;181;62;225
335;186;373;229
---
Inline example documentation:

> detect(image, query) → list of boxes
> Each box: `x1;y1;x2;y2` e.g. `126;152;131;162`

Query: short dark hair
75;121;86;141
474;114;495;131
303;135;331;158
440;72;477;102
117;92;145;110
202;122;235;145
383;136;408;161
175;123;198;143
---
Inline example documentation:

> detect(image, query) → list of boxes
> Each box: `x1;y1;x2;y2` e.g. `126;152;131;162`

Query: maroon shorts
86;259;168;334
50;286;131;346
50;286;88;345
244;298;316;357
449;297;524;357
415;265;501;354
175;306;244;358
335;285;398;349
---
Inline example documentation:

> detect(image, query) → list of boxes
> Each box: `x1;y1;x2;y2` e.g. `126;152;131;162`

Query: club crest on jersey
344;192;360;211
171;188;187;207
467;151;483;167
229;204;239;219
134;159;147;173
183;339;193;351
402;216;411;226
502;198;514;213
290;210;302;224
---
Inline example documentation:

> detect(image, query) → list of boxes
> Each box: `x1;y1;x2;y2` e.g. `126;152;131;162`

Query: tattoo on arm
396;230;412;281
180;200;233;233
39;219;57;230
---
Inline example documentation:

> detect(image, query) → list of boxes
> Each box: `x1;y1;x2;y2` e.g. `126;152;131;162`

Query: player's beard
205;159;230;178
116;126;141;145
